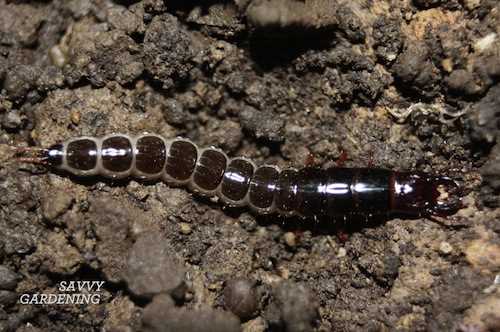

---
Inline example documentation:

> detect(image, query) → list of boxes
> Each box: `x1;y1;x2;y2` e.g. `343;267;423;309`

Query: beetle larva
16;133;462;218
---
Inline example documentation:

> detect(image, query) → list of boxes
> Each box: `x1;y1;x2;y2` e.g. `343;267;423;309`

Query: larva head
392;172;462;217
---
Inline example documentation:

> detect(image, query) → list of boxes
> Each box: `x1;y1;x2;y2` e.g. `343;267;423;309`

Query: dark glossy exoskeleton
15;134;462;218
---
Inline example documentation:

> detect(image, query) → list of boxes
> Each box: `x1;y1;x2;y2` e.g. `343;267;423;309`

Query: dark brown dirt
1;0;499;331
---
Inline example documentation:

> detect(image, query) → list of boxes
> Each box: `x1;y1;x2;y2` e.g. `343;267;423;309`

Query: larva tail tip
16;157;49;165
12;146;49;165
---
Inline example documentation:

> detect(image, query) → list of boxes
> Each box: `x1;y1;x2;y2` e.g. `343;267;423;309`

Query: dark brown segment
353;168;391;211
165;140;197;181
45;144;64;167
101;136;133;172
135;136;166;174
249;166;279;209
325;167;356;216
221;159;254;201
295;168;328;217
274;169;299;213
66;139;97;171
193;149;227;191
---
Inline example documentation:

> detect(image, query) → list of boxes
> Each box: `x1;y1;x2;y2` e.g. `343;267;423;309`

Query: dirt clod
273;281;318;332
142;294;241;332
393;41;441;98
0;266;20;290
143;14;199;89
124;231;185;299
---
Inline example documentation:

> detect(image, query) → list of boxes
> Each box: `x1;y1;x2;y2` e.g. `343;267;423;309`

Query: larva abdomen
36;133;463;218
48;134;277;214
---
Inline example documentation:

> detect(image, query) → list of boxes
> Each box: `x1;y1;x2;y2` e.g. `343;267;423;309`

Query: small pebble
126;181;150;201
439;242;453;255
224;278;259;321
238;213;257;232
464;0;481;10
179;222;192;235
0;265;20;290
277;266;290;280
49;45;67;67
337;247;347;258
474;32;497;53
70;110;81;125
163;98;186;125
283;232;296;248
441;58;453;73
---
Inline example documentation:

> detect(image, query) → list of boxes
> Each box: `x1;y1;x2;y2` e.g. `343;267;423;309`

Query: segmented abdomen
57;134;284;215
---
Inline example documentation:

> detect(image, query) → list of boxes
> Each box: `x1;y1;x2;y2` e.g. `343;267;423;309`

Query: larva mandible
16;133;462;218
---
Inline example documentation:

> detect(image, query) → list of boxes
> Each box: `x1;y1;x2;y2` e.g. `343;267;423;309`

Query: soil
1;0;500;331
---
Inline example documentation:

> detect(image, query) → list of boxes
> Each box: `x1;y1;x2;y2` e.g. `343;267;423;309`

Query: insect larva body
25;133;462;218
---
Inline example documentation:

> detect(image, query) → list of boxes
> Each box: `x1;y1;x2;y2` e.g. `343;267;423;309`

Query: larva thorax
43;134;278;215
